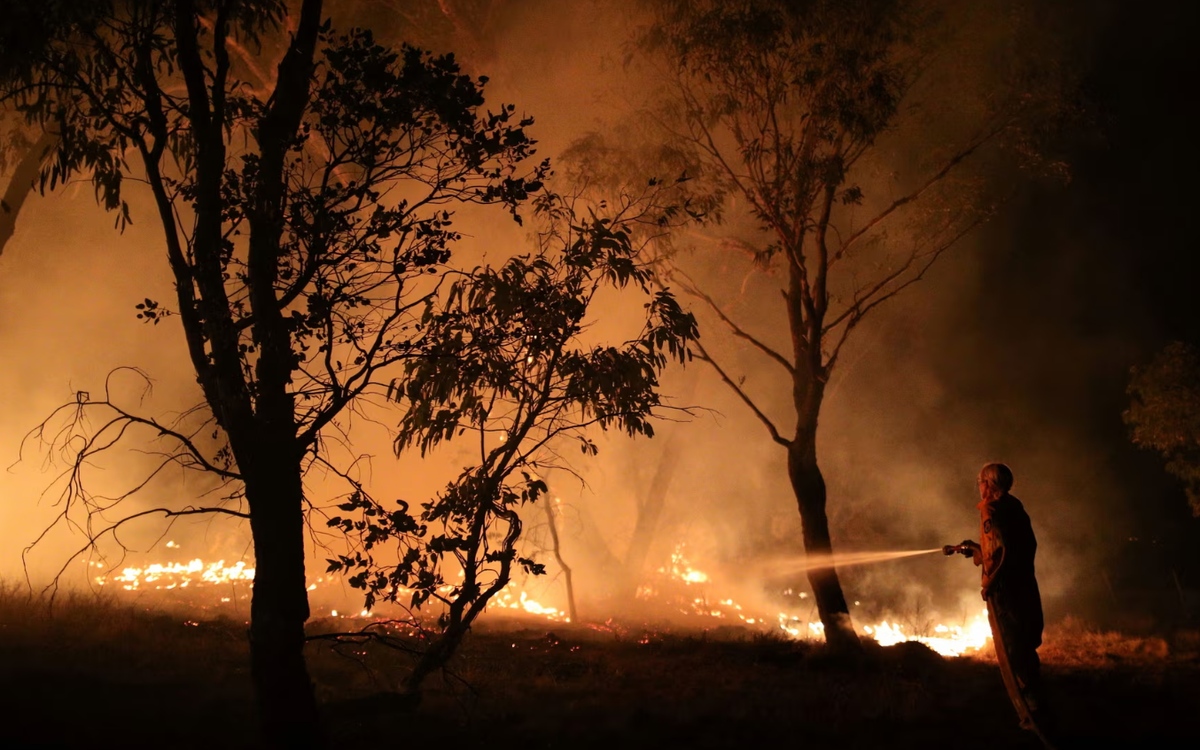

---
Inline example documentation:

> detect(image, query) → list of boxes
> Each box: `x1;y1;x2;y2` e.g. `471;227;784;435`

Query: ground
1;585;1196;749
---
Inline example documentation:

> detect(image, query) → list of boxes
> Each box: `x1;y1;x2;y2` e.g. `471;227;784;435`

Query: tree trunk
620;366;700;600
245;448;325;749
621;433;683;599
0;131;58;260
788;432;860;653
404;623;462;693
543;497;578;623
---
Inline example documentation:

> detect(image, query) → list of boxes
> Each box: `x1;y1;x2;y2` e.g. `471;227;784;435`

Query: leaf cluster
6;4;555;604
0;1;288;225
2;4;548;459
638;0;912;255
327;192;697;627
1126;341;1200;516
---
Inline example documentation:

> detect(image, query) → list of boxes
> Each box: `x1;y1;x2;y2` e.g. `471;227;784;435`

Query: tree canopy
328;188;697;689
566;0;1072;650
1127;342;1200;516
3;0;700;736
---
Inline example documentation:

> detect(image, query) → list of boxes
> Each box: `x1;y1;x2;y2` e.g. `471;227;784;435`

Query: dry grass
2;582;1198;749
1041;616;1175;667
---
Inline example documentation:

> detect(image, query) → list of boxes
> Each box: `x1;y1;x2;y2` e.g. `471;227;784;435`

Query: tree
5;2;544;744
1126;342;1200;516
0;0;94;258
326;187;696;691
0;127;58;260
571;0;1068;649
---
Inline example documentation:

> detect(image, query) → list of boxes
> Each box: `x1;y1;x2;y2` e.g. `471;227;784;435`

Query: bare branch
27;505;249;601
306;620;423;656
825;212;988;368
669;265;795;376
690;339;791;447
836;125;1005;259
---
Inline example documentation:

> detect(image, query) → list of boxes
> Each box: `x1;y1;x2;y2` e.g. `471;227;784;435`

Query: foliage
10;8;547;567
642;0;910;241
5;3;549;734
565;0;1071;650
1126;341;1200;516
324;190;696;686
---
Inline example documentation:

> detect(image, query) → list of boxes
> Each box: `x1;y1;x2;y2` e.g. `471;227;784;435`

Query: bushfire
93;542;990;656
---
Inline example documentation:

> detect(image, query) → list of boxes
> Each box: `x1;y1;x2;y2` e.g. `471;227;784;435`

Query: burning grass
88;547;995;656
2;579;1198;749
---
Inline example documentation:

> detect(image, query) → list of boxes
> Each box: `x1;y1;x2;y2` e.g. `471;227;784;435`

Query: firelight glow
93;557;254;591
661;545;993;657
93;547;990;656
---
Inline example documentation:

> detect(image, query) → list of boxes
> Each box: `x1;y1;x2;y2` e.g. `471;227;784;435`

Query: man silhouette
957;463;1049;734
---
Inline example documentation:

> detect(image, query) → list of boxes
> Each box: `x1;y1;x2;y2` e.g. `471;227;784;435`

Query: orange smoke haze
0;0;1118;637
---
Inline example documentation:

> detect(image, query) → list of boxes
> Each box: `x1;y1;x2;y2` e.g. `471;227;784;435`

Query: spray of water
764;548;944;575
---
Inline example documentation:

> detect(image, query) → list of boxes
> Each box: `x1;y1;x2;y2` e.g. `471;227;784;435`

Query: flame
657;545;992;656
91;545;992;657
491;587;569;622
658;546;709;584
862;611;992;657
94;558;254;591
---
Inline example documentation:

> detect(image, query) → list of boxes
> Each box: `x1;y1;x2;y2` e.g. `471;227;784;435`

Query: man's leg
1011;635;1056;737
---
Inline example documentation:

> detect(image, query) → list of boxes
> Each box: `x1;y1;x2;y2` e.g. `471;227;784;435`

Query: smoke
0;0;1161;635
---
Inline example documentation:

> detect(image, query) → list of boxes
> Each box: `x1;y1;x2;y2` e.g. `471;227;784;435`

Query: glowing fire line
93;544;989;655
659;545;992;657
94;545;570;623
93;557;254;591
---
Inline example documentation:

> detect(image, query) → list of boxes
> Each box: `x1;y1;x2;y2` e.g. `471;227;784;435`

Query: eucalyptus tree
571;0;1070;649
0;1;86;258
3;1;544;743
328;187;697;691
1127;342;1200;517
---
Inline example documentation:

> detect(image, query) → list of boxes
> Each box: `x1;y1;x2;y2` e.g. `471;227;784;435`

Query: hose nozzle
942;542;975;558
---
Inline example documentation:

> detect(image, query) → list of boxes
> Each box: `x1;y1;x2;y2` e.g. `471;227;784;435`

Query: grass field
1;582;1197;749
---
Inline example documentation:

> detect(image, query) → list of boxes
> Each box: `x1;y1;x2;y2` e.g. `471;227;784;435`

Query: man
953;463;1048;734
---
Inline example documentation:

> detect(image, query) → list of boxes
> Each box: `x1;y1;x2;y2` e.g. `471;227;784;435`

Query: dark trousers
993;587;1050;729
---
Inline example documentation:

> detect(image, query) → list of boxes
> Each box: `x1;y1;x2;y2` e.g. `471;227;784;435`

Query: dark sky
943;0;1200;612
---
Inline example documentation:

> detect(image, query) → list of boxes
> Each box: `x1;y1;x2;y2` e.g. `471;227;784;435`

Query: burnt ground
1;587;1197;749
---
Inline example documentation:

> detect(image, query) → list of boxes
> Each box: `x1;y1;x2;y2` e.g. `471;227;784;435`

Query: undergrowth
1;580;1197;750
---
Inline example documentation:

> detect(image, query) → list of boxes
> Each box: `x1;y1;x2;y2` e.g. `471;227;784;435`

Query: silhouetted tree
4;1;543;744
571;0;1070;649
0;1;93;258
1127;342;1200;516
0;128;56;259
327;188;696;691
